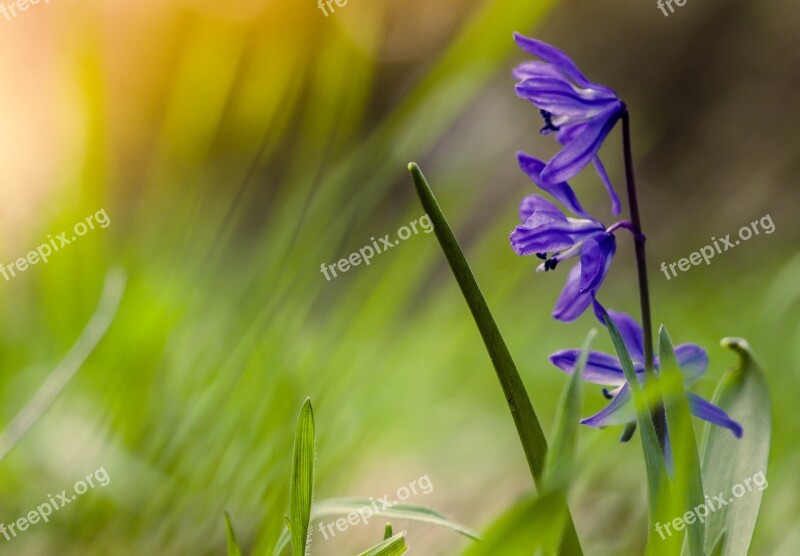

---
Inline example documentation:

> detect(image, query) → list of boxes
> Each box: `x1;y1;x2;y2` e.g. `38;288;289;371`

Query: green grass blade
407;163;583;555
357;532;408;556
544;329;597;489
313;498;478;541
224;512;243;556
700;339;771;556
383;523;393;541
289;399;315;556
462;490;566;556
602;315;669;534
659;326;705;555
545;329;596;556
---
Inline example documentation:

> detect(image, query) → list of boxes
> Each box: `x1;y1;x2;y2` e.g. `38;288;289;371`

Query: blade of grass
407;163;582;555
357;532;408;556
545;329;596;556
659;326;705;555
602;314;669;537
0;268;126;461
225;512;243;556
289;399;315;556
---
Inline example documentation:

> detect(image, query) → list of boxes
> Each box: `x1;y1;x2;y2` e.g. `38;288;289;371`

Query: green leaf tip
289;399;316;556
224;511;243;556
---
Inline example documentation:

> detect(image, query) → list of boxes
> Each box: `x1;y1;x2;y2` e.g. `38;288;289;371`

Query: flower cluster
510;33;742;439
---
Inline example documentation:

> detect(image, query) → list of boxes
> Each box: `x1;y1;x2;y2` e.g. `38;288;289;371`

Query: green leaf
273;498;478;555
313;498;478;541
407;163;582;555
462;490;566;556
602;314;669;534
289;398;315;556
383;523;393;541
659;326;705;555
700;338;771;556
357;532;408;556
544;329;596;489
544;329;595;556
224;511;243;556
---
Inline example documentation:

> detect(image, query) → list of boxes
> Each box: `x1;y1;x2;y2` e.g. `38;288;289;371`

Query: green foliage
289;399;315;556
700;339;771;556
224;512;243;556
659;326;705;555
357;532;408;556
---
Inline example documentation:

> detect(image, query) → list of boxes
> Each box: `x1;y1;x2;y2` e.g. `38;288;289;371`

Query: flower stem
620;108;666;448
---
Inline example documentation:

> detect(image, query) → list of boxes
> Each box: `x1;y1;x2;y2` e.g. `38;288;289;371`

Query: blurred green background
0;0;798;554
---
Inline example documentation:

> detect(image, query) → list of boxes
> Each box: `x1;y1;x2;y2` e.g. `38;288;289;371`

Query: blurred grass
0;0;798;555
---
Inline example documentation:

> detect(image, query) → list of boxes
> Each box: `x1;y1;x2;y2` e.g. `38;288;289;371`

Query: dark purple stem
621;106;666;447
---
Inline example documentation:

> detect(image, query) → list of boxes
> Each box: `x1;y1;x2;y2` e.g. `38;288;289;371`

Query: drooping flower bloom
510;192;623;322
549;309;743;438
513;33;625;214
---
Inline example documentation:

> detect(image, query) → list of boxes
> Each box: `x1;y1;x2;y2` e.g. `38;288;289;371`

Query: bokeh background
1;0;798;554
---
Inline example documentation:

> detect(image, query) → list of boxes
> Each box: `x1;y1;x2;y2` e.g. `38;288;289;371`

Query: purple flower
510;194;619;322
513;33;624;214
549;309;743;438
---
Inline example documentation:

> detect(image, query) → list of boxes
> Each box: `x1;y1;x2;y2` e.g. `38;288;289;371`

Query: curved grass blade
273;498;476;555
408;163;582;555
462;490;566;556
289;399;315;556
659;326;705;555
700;339;770;556
0;268;126;461
357;532;408;556
544;329;596;489
602;314;669;535
224;512;243;556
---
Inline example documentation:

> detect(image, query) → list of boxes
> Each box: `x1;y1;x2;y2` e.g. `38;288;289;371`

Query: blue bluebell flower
549;309;743;438
510;194;623;322
513;33;624;214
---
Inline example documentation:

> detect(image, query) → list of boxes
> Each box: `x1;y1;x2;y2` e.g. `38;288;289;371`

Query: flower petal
540;106;623;185
688;394;743;438
550;349;627;386
552;263;593;322
592;156;622;215
515;76;618;117
517;152;590;218
603;309;645;363
512;33;616;95
578;235;616;294
518;193;563;222
675;344;709;387
580;384;634;427
512;60;567;81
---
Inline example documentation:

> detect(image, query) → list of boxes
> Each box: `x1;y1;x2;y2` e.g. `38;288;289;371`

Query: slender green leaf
659;326;705;555
545;329;595;556
700;338;771;556
273;498;477;555
462;491;566;556
357;532;408;556
224;512;243;556
603;315;669;532
544;329;596;489
407;163;582;555
383;523;393;541
289;399;315;556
